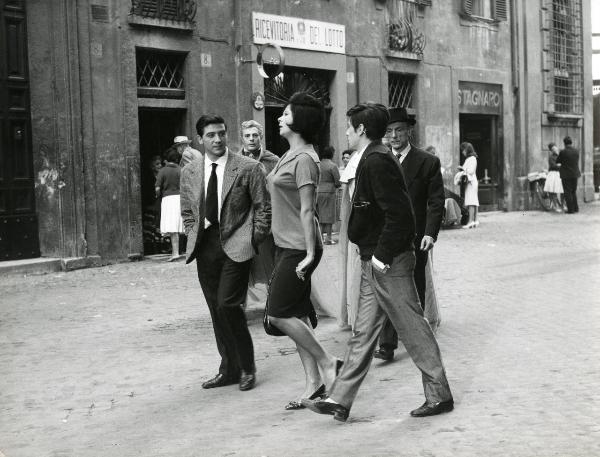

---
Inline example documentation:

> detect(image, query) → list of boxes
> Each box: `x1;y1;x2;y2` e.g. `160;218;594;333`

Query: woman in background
155;147;184;261
266;92;341;410
543;142;564;212
317;146;341;245
460;142;479;228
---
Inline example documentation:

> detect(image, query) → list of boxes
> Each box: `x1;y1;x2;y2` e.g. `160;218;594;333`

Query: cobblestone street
1;203;599;457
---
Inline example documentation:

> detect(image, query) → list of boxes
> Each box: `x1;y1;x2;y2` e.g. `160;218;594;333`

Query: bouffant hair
287;92;325;145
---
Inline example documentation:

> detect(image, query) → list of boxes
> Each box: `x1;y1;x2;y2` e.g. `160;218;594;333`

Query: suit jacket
397;145;445;241
556;145;581;179
180;150;271;264
240;147;279;175
348;141;416;265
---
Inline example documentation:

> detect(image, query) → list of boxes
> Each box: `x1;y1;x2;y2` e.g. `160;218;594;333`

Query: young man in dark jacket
302;103;453;422
556;135;581;214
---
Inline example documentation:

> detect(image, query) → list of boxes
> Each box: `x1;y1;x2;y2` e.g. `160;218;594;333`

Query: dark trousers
562;178;579;213
379;240;427;352
196;225;255;378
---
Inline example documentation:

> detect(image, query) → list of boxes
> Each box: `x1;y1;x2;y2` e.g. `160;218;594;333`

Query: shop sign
252;12;345;54
458;82;502;114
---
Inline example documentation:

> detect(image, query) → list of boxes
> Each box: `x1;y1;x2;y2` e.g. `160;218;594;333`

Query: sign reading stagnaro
458;81;503;115
252;12;345;54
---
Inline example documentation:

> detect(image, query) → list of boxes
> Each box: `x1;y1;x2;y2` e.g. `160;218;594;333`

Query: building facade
0;0;593;263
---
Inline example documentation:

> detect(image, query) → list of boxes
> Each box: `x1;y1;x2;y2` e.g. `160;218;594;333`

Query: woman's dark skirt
267;246;323;319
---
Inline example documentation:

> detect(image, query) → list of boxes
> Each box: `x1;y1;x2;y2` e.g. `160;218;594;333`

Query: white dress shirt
339;144;368;198
393;144;411;164
204;148;228;228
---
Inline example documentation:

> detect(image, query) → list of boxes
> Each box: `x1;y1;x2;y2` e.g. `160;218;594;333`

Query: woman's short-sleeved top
267;145;322;250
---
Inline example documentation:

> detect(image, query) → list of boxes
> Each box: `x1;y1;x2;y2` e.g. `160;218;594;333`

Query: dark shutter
463;0;473;15
494;0;508;20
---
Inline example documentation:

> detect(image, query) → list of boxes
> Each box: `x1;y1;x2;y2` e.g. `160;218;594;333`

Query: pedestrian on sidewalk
556;136;581;214
374;109;445;361
155;147;184;261
180;114;271;392
544;142;565;212
459;142;480;228
174;136;202;168
317;145;341;245
339;148;362;330
238;120;278;309
303;102;453;422
265;92;341;410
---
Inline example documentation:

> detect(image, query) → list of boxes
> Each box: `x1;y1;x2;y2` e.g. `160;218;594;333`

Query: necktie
206;163;218;225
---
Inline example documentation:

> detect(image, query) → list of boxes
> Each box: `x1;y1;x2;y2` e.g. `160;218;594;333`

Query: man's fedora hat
388;107;416;126
173;136;192;146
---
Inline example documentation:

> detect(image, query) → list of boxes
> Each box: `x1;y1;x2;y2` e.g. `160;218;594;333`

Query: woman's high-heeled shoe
462;222;474;229
284;384;326;410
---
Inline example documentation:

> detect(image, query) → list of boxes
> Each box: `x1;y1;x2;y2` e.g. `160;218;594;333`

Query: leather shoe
239;370;256;391
410;399;454;417
373;347;394;361
201;373;238;389
302;399;350;422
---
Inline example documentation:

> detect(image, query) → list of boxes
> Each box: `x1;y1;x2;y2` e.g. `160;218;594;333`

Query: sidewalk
1;203;599;457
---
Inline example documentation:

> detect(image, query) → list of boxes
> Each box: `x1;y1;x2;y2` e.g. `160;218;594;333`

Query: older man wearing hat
174;135;202;167
374;107;445;361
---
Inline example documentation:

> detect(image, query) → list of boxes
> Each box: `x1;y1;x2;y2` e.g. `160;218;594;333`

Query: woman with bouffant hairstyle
459;142;479;228
266;92;341;410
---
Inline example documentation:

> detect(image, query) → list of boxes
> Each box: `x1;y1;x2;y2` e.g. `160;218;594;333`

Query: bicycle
527;171;552;211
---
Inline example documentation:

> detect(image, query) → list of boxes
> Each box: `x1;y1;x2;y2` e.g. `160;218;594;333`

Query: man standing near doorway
302;102;453;421
374;107;445;361
239;120;279;174
180;115;271;391
238;119;278;308
557;135;581;214
174;135;202;167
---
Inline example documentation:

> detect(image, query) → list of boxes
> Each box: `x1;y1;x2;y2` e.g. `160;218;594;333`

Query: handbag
263;297;318;337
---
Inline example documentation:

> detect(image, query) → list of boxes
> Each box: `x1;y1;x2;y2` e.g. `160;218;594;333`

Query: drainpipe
510;0;528;210
233;0;243;132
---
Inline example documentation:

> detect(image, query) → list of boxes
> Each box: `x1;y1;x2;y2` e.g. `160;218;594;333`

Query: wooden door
0;0;39;260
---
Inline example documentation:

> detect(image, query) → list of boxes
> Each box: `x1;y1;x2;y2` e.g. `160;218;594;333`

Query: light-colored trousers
330;251;452;409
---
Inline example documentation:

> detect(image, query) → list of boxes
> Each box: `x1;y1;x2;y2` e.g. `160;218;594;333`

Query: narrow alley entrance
138;108;185;255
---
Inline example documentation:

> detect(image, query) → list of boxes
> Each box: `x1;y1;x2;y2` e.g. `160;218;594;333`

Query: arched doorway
263;67;334;156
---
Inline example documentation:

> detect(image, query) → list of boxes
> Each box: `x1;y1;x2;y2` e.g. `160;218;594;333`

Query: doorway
263;67;333;156
138;108;185;255
0;1;39;260
459;114;502;211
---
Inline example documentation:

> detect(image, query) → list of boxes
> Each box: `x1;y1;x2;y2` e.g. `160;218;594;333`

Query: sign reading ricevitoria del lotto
252;12;345;54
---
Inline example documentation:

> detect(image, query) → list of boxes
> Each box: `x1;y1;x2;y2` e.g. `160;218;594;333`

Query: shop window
388;72;415;109
462;0;507;22
130;0;197;22
387;0;426;57
136;49;186;99
541;0;583;115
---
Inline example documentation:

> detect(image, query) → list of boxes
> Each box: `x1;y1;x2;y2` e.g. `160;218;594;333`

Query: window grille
542;0;583;115
388;73;415;108
130;0;197;22
387;0;426;55
136;49;186;99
